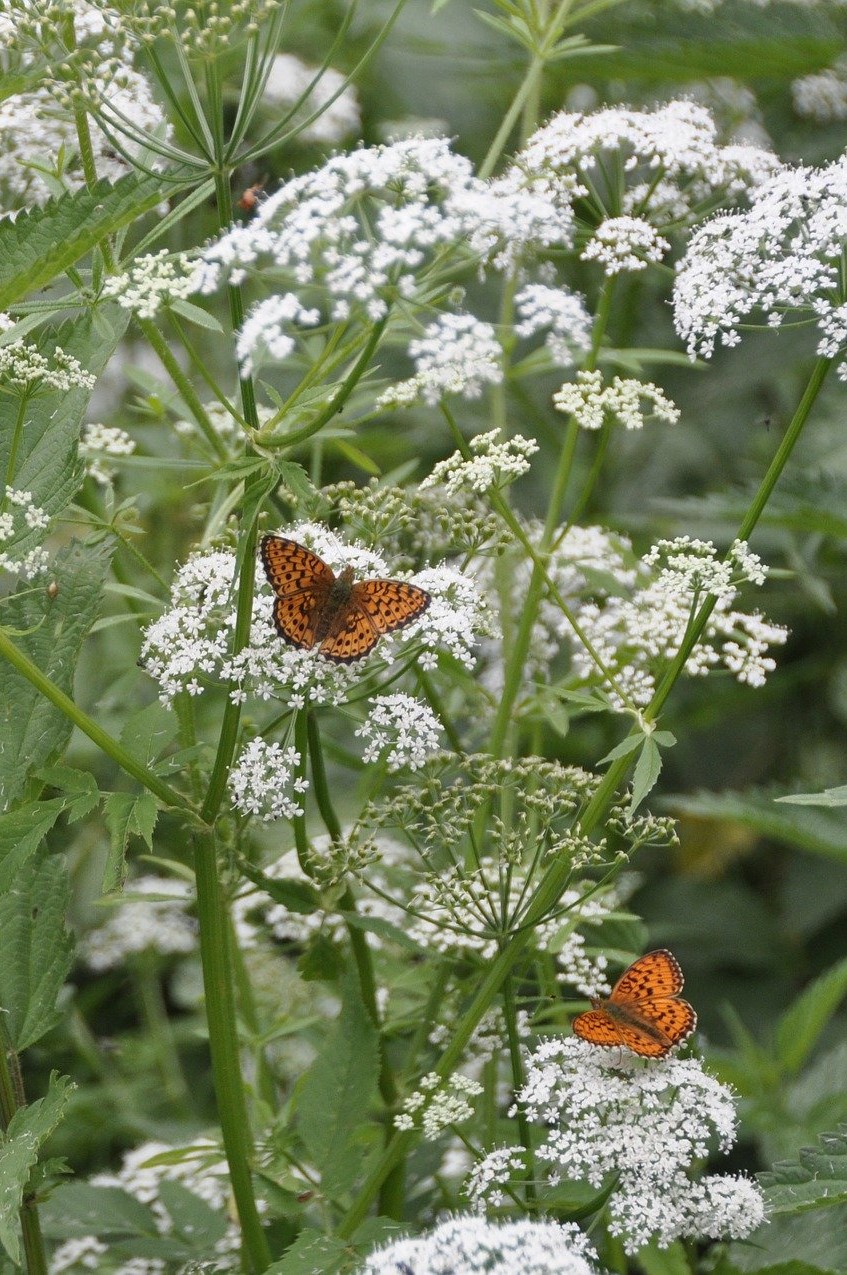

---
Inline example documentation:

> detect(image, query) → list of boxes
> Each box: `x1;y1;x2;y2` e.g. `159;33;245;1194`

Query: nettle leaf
760;1127;847;1216
0;1073;74;1266
295;965;379;1201
775;958;847;1076
0;172;180;309
155;1181;228;1247
36;767;101;823
118;701;180;768
0;539;112;811
101;791;160;894
0;845;74;1049
0;801;65;892
0;311;129;550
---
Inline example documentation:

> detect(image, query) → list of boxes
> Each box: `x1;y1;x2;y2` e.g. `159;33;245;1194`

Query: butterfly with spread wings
260;534;431;663
572;949;697;1058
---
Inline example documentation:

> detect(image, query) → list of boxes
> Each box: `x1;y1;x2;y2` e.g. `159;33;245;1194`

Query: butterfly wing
261;534;335;597
637;997;697;1049
319;605;381;662
272;591;324;650
611;949;684;1004
572;1009;624;1048
352;579;431;636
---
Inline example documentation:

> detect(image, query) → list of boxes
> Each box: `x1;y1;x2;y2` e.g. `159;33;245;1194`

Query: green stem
134;953;191;1110
0;627;192;812
278;317;389;451
502;973;535;1203
338;353;833;1235
139;319;230;462
194;829;272;1272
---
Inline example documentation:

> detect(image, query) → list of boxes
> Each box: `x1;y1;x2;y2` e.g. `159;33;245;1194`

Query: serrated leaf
630;737;662;812
36;767;101;823
0;1073;74;1265
0;541;112;811
39;1183;158;1239
265;1230;348;1274
0;801;65;892
296;965;379;1200
102;791;160;893
118;702;179;767
775;958;847;1075
599;733;643;766
0;846;74;1049
760;1127;847;1215
0;172;184;309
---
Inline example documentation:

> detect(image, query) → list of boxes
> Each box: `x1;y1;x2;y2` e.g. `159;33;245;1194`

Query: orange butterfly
260;534;431;663
572;949;696;1058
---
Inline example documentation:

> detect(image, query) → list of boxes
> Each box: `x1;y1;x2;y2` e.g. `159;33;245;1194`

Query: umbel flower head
673;150;847;377
468;1037;766;1255
358;1214;607;1274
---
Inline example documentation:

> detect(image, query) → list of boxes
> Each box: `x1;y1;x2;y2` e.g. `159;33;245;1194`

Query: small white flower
228;738;308;822
101;251;201;320
792;62;847;123
0;486;50;579
420;429;538;496
514;283;593;366
355;693;441;771
359;1214;606;1275
581;215;671;275
80;422;136;484
395;1073;483;1138
553;370;679;431
0;341;95;392
378;312;503;408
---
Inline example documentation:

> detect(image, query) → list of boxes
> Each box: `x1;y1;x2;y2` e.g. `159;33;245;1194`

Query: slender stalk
4;394;30;489
193;828;272;1272
502;973;535;1203
139;319;230;462
0;628;192;813
337;354;833;1234
134;953;191;1110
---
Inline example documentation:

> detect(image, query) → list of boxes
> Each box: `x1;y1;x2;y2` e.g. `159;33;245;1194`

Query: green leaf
239;862;321;914
0;845;74;1049
776;959;847;1075
155;1181;228;1247
102;791;160;893
296;964;379;1200
0;172;185;309
630;737;662;813
662;789;847;862
118;702;180;768
0;540;112;811
342;911;427;954
760;1127;847;1216
168;298;224;332
635;1239;692;1275
265;1230;348;1274
599;733;643;765
0;1073;74;1265
36;767;101;823
0;801;65;892
777;785;847;808
39;1183;158;1239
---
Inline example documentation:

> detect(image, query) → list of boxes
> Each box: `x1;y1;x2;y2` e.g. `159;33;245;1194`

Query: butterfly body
572;949;696;1058
260;534;431;663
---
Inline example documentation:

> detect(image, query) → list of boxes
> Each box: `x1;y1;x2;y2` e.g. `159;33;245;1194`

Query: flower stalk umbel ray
337;352;832;1237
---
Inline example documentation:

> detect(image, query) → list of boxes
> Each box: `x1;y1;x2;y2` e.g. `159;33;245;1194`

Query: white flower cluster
49;1137;243;1273
673;151;847;376
141;525;486;705
0;62;167;208
378;313;503;408
261;53;361;144
518;100;777;234
580;215;671;274
80;421;135;484
792;63;847;122
0;340;95;392
553;370;680;431
228;738;308;822
354;693;441;771
358;1215;605;1275
235;293;321;375
407;860;615;993
569;536;786;707
0;487;50;578
100;251;200;320
195;134;575;372
468;1038;765;1255
421;429;539;496
394;1071;483;1138
79;876;197;970
514;283;593;367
